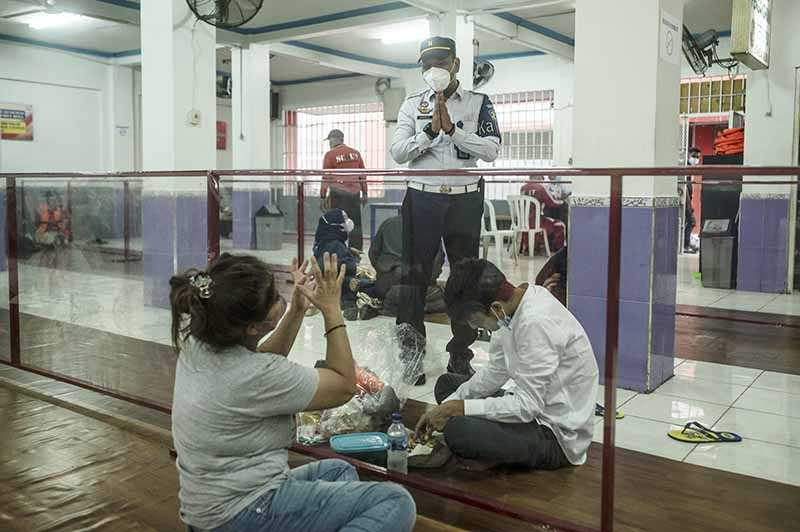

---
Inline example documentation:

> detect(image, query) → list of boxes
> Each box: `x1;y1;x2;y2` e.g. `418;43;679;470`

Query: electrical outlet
187;109;202;126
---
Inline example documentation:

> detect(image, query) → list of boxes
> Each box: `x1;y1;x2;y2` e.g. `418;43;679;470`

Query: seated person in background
368;214;446;315
35;191;69;247
520;178;566;254
313;209;375;318
416;258;598;470
170;253;415;532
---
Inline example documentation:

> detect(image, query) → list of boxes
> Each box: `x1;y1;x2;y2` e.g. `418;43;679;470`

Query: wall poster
1;103;34;141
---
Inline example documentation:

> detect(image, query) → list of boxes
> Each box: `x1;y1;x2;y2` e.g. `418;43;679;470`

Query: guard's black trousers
396;184;484;362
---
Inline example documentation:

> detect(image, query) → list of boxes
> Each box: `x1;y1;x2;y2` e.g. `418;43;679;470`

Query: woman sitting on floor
416;258;598;471
170;252;415;532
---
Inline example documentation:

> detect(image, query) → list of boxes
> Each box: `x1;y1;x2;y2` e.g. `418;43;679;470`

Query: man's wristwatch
423;122;436;140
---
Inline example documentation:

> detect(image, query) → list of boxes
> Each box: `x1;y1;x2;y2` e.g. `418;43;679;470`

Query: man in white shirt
416;258;598;469
391;36;501;384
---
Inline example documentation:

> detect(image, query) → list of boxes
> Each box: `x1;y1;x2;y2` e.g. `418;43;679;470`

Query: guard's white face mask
423;66;452;93
343;218;355;233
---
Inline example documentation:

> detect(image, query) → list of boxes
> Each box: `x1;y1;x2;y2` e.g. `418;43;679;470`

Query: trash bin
700;218;736;289
254;205;284;251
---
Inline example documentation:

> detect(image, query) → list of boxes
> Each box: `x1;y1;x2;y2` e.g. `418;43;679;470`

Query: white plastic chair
481;200;517;265
507;194;550;258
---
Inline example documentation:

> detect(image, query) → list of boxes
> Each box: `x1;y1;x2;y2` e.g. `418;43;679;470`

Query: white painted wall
0;42;133;173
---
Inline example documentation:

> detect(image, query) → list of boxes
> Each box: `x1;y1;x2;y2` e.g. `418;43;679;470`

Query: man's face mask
322;214;354;234
423;63;454;93
688;156;700;165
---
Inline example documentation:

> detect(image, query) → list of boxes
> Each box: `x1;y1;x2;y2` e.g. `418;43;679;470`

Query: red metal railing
0;166;797;532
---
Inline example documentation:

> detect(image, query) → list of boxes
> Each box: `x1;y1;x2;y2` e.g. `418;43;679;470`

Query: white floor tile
622;393;728;427
685;438;800;487
759;294;800;316
654;376;748;406
592;416;694;462
709;292;780;313
714;408;800;448
734;387;800;419
673;360;762;387
751;371;800;395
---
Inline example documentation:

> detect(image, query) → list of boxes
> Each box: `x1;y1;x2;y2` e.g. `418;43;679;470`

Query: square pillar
738;0;797;293
141;0;216;307
569;0;683;392
231;44;271;250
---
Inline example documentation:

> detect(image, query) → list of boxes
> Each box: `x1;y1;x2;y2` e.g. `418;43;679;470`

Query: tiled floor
2;253;799;489
591;358;800;487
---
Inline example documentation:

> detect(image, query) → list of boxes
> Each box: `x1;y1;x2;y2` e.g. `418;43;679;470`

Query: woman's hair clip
190;272;214;299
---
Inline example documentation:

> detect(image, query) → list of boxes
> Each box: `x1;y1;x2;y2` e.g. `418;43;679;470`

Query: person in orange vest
35;191;68;247
321;129;368;251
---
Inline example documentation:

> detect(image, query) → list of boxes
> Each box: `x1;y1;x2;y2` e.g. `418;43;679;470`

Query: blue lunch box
330;432;389;467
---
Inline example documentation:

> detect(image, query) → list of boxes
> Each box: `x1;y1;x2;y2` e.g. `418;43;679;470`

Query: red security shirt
321;144;367;196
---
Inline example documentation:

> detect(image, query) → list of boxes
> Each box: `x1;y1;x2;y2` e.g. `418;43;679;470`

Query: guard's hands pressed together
296;253;346;318
431;99;442;134
436;92;454;134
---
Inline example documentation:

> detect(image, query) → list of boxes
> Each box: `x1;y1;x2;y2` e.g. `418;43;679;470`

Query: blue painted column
737;193;791;293
143;187;208;308
232;189;268;249
568;198;678;392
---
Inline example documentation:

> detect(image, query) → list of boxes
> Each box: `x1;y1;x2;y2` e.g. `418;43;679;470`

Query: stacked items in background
714;128;744;155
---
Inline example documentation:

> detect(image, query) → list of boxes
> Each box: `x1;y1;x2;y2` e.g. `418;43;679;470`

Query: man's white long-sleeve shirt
445;286;599;465
390;84;501;187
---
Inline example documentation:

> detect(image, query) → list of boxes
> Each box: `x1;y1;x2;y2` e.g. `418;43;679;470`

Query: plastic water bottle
386;412;408;474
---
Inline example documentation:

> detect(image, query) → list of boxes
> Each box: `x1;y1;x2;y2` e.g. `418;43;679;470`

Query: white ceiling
0;0;737;83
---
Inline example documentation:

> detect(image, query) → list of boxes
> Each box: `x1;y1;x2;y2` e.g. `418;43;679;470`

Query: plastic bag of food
296;324;425;444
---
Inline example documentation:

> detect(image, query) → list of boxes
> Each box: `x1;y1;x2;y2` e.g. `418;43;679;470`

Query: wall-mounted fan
186;0;263;29
473;60;495;89
682;25;739;76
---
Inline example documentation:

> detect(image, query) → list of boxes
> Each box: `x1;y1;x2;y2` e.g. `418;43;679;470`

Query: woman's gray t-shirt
172;337;319;530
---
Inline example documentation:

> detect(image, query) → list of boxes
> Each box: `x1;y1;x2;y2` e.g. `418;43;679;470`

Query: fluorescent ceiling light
377;19;430;44
17;11;88;30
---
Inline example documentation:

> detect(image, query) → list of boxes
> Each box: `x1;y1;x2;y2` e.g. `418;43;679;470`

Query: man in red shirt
321;129;368;250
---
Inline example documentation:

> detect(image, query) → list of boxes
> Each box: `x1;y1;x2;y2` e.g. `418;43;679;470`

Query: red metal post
601;174;623;532
207;172;220;265
123;180;130;262
5;177;20;365
297;180;305;264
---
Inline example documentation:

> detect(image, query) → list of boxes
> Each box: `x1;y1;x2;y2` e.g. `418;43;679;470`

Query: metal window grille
680;74;747;116
479;90;555;199
283;102;385;197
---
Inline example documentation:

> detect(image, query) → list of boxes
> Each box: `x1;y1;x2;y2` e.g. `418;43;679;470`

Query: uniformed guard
390;36;501;384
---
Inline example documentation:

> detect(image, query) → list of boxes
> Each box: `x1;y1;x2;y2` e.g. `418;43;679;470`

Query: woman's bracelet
324;323;346;337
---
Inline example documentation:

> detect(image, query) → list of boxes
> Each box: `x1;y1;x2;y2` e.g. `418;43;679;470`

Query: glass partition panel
15;175;209;410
